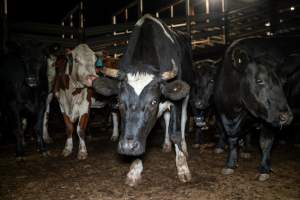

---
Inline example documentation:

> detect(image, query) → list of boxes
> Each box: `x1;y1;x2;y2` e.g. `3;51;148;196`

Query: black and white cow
214;36;297;181
0;41;49;159
88;14;192;185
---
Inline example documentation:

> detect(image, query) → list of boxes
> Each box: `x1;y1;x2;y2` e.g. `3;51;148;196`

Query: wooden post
61;21;65;39
70;14;74;39
223;0;229;44
186;0;191;37
79;1;85;42
2;0;8;54
138;0;143;18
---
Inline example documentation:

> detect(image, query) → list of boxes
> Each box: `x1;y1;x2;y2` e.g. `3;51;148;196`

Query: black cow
190;59;220;147
214;37;295;181
88;14;192;186
0;41;49;159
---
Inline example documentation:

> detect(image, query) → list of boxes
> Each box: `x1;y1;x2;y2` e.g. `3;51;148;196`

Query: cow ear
92;77;119;96
232;48;249;71
161;80;190;101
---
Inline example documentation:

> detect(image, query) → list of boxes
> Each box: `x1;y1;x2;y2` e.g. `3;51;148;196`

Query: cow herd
0;14;299;186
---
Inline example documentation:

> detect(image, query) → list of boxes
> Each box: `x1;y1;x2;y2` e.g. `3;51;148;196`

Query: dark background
7;0;182;26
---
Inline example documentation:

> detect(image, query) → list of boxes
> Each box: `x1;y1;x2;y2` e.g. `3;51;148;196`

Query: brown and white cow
53;44;100;160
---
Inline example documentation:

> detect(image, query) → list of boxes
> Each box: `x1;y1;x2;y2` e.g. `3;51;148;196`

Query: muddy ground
0;109;300;200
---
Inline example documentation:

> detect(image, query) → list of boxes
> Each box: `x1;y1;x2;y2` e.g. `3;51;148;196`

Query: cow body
214;36;297;180
91;14;192;185
54;44;97;160
0;42;48;159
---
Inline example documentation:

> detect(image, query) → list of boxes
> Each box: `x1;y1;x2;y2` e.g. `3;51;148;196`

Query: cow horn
161;70;177;80
161;59;178;80
101;67;120;78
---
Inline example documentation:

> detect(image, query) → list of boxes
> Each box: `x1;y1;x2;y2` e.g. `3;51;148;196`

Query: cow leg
62;114;74;157
175;144;191;182
214;119;226;154
21;118;27;146
35;102;48;156
258;127;274;181
180;95;189;156
10;103;25;159
125;159;143;187
162;111;172;152
77;113;89;160
110;112;119;142
43;93;53;143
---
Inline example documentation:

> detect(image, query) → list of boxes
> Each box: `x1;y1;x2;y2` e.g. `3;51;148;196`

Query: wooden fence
6;0;300;57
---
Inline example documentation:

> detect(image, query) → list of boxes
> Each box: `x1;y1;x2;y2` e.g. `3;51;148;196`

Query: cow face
22;44;47;87
232;49;293;126
91;71;190;156
69;44;97;87
191;60;218;110
117;73;161;155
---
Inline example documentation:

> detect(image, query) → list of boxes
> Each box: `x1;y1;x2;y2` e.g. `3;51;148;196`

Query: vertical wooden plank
186;0;191;37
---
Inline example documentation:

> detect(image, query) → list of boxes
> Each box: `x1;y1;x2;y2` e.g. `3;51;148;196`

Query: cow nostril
195;101;203;108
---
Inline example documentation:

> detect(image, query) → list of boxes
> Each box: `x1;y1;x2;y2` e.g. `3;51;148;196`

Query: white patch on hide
135;14;174;43
157;101;173;118
43;93;53;142
127;73;154;96
62;137;73;157
111;112;119;141
180;95;189;155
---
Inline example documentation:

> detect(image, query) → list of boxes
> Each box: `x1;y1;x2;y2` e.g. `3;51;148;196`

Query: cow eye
151;99;158;106
256;79;264;85
209;79;214;84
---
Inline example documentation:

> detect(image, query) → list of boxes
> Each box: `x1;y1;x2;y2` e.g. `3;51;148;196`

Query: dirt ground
0;111;300;200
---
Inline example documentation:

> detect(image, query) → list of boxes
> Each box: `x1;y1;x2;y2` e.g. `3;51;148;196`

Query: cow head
232;48;293;127
67;44;97;87
21;42;48;88
92;66;189;156
191;59;219;110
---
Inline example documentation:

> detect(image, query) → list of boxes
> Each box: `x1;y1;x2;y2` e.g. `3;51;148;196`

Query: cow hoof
42;151;51;157
178;171;192;183
192;144;201;149
44;137;53;144
110;135;118;142
294;144;300;148
214;148;225;154
16;156;26;162
162;143;172;153
221;168;234;175
62;149;72;157
240;152;251;159
126;159;143;187
77;151;88;160
258;173;270;181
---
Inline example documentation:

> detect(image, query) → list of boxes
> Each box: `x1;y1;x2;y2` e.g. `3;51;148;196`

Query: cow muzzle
25;76;38;87
118;139;144;156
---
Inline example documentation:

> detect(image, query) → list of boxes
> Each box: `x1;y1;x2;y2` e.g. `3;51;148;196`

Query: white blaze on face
127;73;154;96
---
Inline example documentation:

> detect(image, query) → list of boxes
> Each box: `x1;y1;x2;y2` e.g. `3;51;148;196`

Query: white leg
125;159;143;187
111;112;119;142
175;144;191;183
180;95;189;155
77;123;88;160
43;93;53;143
162;111;172;152
62;137;73;157
21;118;27;146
